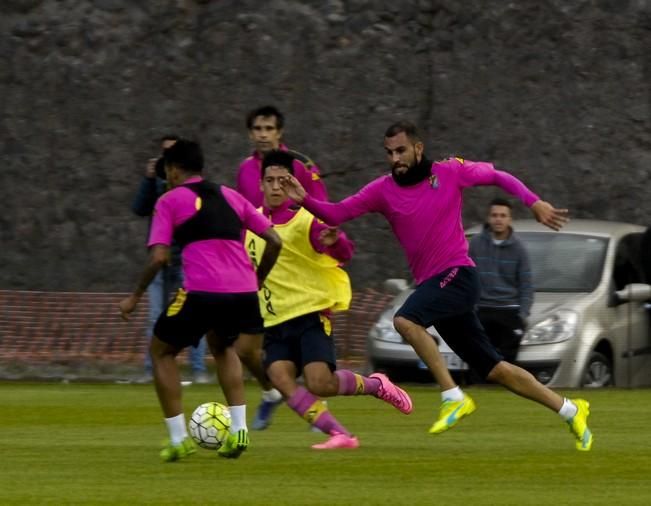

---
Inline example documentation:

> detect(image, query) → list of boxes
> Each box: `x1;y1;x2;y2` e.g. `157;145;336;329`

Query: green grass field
1;382;650;505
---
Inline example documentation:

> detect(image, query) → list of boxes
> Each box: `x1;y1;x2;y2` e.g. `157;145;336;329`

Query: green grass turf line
0;382;650;505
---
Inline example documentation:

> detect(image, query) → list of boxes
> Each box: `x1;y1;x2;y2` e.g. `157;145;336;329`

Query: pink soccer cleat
311;432;360;450
369;372;413;414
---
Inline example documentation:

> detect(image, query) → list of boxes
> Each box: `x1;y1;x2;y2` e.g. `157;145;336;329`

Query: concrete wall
2;0;649;290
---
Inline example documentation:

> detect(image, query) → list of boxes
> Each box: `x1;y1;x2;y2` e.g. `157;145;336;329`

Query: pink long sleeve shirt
301;158;539;285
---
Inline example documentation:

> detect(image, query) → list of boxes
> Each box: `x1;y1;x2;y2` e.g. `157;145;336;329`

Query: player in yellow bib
246;150;413;450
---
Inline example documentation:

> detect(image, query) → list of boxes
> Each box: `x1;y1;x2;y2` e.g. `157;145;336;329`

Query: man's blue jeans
144;267;207;373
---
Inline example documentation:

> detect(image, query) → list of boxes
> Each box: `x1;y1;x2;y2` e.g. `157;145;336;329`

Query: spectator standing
468;197;533;365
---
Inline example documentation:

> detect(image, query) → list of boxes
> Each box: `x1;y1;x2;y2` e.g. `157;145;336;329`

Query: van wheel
582;352;613;388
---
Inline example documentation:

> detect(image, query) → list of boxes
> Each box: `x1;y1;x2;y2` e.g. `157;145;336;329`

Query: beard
391;157;431;186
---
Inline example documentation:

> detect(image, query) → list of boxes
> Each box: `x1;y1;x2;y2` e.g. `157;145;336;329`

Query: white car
367;220;651;388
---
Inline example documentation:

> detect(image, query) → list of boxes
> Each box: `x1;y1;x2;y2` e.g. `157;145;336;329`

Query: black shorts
395;266;503;379
263;312;337;373
154;289;263;349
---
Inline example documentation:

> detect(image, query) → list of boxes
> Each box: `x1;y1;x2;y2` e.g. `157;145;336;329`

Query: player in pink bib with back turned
119;139;282;462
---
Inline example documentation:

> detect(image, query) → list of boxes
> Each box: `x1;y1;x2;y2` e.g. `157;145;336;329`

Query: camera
155;156;167;180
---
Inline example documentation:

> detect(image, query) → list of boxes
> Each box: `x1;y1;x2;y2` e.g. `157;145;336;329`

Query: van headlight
372;312;403;343
521;310;578;345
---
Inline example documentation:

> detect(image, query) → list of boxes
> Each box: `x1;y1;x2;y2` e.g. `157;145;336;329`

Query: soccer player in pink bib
282;121;593;451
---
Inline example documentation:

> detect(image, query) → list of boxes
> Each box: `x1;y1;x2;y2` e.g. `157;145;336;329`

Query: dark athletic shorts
263;312;337;373
394;266;504;379
154;289;263;349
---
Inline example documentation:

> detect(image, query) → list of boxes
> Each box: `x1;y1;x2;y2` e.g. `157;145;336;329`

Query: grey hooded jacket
468;225;534;318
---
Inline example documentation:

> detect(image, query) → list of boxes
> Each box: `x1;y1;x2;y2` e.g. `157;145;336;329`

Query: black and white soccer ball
188;402;231;450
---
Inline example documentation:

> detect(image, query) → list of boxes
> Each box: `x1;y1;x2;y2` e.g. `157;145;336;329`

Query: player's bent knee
486;360;511;383
150;335;178;359
267;371;293;393
237;348;262;366
393;316;413;337
305;376;337;397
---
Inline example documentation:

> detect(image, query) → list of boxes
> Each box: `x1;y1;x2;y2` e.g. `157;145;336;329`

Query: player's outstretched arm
312;224;355;263
530;200;569;231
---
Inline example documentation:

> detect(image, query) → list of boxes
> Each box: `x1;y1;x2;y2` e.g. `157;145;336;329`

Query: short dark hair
261;150;295;177
489;197;512;209
162;139;203;174
246;105;285;130
384;121;421;142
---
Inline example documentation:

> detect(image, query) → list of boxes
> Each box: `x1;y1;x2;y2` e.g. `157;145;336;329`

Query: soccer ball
188;402;231;450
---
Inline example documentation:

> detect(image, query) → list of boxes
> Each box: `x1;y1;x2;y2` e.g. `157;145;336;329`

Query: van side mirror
614;283;651;304
383;278;409;295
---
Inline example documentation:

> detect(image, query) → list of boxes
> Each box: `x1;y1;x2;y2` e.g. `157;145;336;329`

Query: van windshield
518;233;609;292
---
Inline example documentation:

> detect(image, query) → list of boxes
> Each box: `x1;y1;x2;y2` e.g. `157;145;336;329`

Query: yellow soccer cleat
428;394;477;434
217;429;250;459
567;399;593;451
159;437;197;462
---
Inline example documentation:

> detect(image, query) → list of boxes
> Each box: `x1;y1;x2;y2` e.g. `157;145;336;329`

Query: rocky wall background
1;0;650;291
